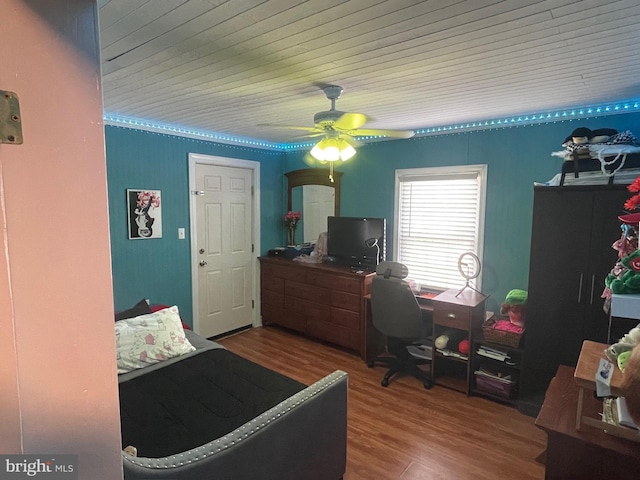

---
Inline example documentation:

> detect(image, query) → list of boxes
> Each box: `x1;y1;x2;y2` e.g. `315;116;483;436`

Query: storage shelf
431;288;487;395
471;388;518;405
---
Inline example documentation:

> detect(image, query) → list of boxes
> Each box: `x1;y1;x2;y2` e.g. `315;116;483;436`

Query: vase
287;225;297;246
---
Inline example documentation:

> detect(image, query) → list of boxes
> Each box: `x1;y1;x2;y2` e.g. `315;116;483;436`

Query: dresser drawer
332;290;361;312
307;320;359;351
305;271;334;289
263;262;306;283
331;275;361;294
261;302;284;326
433;304;471;330
286;281;331;304
261;290;283;308
262;275;284;293
331;307;360;329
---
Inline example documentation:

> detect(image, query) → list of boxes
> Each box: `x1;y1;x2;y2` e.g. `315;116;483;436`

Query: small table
431;288;487;394
535;365;640;480
573;340;639;442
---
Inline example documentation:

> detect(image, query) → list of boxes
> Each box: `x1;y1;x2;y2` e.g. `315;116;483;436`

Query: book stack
474;366;514;385
602;397;640;431
476;345;516;365
436;348;468;361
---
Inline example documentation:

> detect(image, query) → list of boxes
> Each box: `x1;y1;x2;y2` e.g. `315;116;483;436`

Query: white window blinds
395;165;487;291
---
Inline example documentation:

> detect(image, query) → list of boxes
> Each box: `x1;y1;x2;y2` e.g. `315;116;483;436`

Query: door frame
187;153;261;334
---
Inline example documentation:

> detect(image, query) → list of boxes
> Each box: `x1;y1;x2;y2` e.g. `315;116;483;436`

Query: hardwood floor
217;326;547;480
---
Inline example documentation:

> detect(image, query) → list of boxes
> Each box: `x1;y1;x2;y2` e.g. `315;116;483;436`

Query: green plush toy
605;250;640;294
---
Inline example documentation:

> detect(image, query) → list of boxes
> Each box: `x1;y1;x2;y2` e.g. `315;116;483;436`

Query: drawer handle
447;313;456;318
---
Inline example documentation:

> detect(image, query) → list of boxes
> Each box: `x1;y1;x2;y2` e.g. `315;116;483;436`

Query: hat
619;212;640;225
500;289;528;315
563;127;618;145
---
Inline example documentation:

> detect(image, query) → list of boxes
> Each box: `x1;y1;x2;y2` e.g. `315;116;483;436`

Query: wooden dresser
259;256;380;360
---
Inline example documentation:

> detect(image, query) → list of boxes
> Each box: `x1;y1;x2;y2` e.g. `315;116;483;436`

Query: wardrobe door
519;188;594;416
525;188;594;373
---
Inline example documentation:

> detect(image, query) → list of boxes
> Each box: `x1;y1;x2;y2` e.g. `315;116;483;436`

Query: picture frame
127;189;162;239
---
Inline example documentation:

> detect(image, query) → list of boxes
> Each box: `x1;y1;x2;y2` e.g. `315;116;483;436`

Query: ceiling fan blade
294;131;326;139
334;112;368;131
351;128;415;139
341;134;362;148
257;123;323;133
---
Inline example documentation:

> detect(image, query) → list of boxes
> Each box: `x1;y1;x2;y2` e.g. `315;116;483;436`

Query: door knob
199;260;207;267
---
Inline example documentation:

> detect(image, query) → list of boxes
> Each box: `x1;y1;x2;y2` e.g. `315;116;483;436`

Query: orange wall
0;1;123;478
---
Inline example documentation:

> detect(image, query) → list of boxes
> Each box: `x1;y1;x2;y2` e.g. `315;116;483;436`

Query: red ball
458;339;470;355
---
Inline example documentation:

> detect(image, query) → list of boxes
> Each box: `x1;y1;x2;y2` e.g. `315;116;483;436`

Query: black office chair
368;261;433;389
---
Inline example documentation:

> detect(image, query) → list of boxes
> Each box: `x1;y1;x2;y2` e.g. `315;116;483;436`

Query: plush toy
458;339;470;355
605;250;640;294
500;289;528;327
435;330;464;350
605;323;640;363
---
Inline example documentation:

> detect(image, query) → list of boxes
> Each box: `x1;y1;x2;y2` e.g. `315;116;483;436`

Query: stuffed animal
605;250;640;294
605;323;640;363
620;344;640;425
500;289;527;327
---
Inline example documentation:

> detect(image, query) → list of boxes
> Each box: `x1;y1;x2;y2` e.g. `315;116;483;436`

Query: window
394;165;487;292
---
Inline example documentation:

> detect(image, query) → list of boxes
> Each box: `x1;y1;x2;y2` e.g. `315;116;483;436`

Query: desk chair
368;261;433;389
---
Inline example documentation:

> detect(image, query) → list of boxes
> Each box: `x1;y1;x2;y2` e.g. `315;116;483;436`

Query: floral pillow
115;305;196;374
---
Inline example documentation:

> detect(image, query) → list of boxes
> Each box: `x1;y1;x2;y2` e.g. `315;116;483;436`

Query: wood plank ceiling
99;0;640;146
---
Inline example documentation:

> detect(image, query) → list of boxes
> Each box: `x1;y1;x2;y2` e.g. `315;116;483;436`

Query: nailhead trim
123;370;347;470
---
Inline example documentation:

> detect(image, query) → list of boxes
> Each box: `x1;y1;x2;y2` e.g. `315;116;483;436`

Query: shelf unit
431;288;487;394
471;337;523;405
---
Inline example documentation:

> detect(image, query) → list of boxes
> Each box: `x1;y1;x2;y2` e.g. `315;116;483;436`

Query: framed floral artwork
127;189;162;239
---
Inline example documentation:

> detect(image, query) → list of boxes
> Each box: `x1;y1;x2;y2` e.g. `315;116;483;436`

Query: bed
114;301;348;480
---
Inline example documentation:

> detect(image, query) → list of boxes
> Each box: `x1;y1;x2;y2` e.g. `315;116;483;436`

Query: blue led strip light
411;101;640;138
104;99;640;152
103;114;285;150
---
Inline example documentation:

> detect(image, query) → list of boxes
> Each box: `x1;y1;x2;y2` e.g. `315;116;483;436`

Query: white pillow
115;305;196;374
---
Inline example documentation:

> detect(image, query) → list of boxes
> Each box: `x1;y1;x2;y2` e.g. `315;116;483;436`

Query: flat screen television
327;216;386;270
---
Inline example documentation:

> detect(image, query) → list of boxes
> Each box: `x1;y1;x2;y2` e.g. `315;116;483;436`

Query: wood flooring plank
218;325;546;480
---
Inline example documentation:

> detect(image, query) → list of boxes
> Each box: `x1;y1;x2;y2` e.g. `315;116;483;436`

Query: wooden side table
574;339;639;442
536;365;640;480
431;288;487;394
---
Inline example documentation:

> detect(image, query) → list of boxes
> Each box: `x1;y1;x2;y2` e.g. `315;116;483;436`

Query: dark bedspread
119;348;306;458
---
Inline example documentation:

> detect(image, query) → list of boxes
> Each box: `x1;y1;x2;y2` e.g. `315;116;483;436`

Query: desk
535;365;640;479
574;340;639;442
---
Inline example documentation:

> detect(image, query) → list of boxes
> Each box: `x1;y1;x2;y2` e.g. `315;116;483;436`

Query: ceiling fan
264;85;415;179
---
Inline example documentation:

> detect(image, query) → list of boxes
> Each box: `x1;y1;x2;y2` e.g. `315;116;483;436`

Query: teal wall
284;113;640;313
107;114;640;322
106;126;284;324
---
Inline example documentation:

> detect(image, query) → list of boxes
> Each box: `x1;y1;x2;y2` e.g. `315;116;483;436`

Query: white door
192;161;254;338
302;184;335;243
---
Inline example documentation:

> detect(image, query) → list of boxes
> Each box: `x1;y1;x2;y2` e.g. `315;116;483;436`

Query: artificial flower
283;211;301;226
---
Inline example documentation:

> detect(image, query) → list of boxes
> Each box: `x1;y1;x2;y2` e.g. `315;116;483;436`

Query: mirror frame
285;168;342;216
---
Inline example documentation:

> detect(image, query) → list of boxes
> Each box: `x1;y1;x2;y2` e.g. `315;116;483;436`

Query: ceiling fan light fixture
337;139;356;161
310;136;356;162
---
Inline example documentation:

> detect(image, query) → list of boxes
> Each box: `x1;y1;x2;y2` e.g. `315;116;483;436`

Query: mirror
286;169;342;244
